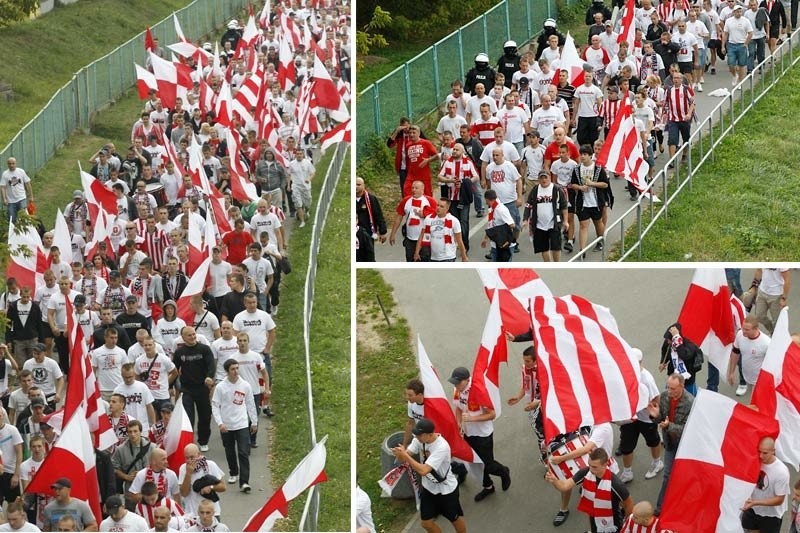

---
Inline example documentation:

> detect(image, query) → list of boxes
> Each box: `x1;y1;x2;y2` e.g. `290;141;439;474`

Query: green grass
359;41;439;88
270;148;351;532
628;64;800;261
356;270;418;533
0;0;195;146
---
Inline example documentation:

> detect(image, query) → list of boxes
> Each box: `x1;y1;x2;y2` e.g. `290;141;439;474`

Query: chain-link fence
0;0;248;176
357;0;558;161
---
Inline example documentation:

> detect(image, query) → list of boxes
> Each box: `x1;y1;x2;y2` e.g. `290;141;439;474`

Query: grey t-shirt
42;498;95;531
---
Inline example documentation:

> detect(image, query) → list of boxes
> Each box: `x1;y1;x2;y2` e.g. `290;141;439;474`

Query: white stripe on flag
675;389;732;466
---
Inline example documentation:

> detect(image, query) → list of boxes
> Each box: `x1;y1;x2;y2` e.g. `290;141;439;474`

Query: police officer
464;53;497;95
535;19;567;61
496;41;521;88
585;0;613;25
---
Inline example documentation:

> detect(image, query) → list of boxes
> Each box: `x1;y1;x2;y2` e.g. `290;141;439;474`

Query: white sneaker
241;483;252;493
228;475;238;484
299;221;306;228
199;444;209;452
736;384;748;396
645;460;664;479
271;305;278;316
697;83;703;92
620;470;634;483
700;77;705;83
732;77;738;86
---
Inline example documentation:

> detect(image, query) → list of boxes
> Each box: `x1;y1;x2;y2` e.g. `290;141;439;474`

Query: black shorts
741;508;782;533
568;190;577;214
532;227;562;253
40;323;53;339
678;61;694;74
0;473;21;504
419;485;463;522
619;420;661;454
577;206;602;221
768;24;781;39
708;38;721;50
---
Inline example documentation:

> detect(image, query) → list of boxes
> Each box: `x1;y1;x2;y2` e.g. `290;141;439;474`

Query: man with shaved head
741;437;790;533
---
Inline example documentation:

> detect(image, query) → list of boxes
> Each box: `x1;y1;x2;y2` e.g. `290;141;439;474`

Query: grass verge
629;64;800;261
270;148;351;532
0;0;194;145
356;269;418;533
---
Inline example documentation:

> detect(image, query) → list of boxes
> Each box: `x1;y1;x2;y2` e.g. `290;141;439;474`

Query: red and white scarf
620;513;667;532
135;496;184;528
145;467;169;498
577;467;615;532
148;419;167;448
440;156;475;201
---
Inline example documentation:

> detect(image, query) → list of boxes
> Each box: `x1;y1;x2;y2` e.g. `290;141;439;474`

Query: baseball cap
106;495;124;511
73;294;87;306
733;4;743;9
518;77;529;85
51;478;71;489
604;20;613;26
162;299;177;310
30;397;46;408
72;190;83;198
448;366;470;385
125;295;138;303
411;418;435;436
160;402;175;412
109;270;121;278
33;343;46;353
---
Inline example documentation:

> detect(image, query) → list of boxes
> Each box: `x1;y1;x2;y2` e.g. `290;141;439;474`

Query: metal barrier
297;142;349;532
357;0;557;161
0;0;248;176
570;28;800;262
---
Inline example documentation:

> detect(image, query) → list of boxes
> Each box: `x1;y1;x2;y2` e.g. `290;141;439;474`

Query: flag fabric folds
164;394;196;473
478;268;551;337
659;389;780;532
530;295;643;442
468;294;507;418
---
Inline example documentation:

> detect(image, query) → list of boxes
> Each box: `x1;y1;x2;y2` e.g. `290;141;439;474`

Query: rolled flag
468;293;507;418
243;436;328;531
144;26;155;52
478;268;551;337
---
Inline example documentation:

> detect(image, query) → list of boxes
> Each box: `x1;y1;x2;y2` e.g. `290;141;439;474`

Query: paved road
370;268;799;532
374;33;795;263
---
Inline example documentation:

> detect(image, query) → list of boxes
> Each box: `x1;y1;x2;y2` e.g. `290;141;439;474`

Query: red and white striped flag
242;437;328;531
676;269;736;373
553;32;585;88
84;210;116;262
7;221;48;297
530;295;644;442
53;209;72;265
164;395;195;473
478;268;551;337
468;294;507;417
25;405;103;524
751;308;800;470
309;55;349;122
617;0;636;51
319;119;350;153
659;389;779;532
416;337;482;465
731;294;747;331
135;63;159;100
277;34;297;92
176;256;211;324
167;42;211;67
259;0;272;28
596;97;656;201
80;170;118;221
225;128;259;202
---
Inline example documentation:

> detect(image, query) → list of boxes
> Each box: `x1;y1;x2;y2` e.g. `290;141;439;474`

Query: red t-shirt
222;230;254;265
544;140;580;166
403;140;438;196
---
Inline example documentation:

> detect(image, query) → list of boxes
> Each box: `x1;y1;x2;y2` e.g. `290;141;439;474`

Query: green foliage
357;6;392;71
555;0;592;27
0;0;39;27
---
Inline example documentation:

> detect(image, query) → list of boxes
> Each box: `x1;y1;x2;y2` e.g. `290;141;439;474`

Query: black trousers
54;331;70;375
576;116;600;148
221;427;251;485
449;203;470;252
465;433;506;488
182;385;211;446
403;238;417;262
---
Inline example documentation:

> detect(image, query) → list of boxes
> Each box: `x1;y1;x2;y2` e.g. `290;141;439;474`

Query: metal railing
357;0;559;161
570;28;800;262
297;142;349;531
0;0;248;177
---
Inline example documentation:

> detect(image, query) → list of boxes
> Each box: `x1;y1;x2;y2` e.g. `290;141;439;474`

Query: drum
146;183;167;206
548;433;590;480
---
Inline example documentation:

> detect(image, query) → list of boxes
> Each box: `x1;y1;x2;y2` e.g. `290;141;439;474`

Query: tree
356;6;392;72
0;0;40;27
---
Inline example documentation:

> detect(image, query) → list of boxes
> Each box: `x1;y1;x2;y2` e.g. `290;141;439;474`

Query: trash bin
380;431;414;499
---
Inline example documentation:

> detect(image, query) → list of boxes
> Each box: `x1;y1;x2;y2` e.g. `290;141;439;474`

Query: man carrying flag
392;419;467;533
448;366;511;502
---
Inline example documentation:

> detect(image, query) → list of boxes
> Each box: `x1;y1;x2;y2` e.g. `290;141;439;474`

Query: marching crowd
0;0;350;530
355;0;791;262
353;268;799;533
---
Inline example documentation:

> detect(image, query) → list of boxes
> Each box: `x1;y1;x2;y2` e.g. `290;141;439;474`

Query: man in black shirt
456;124;486;218
220;274;247;322
116;296;149;338
355;177;388;262
172;326;215;451
93;307;132;351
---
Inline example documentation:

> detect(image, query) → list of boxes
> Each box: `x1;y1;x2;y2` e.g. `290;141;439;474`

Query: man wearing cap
147;401;173;448
42;478;98;531
116;295;150;340
392;418;467;533
449;367;511;501
23;344;64;409
722;4;754;85
90;329;127;401
64;191;89;238
99;494;148;531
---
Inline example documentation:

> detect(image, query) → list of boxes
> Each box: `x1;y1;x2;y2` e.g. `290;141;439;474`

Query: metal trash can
380;432;414;499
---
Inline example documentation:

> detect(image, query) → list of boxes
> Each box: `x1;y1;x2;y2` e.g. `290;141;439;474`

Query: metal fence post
373;85;382;136
432;45;441;104
548;0;552;20
458;29;466;80
483;16;489;54
525;0;532;39
505;0;511;40
403;64;413;118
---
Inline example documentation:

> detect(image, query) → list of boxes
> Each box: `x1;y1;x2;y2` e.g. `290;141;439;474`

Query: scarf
130;275;152;309
522;365;539;401
145;467;169;498
577;467;615;532
669;334;691;379
135;496;184;528
487;200;498;223
620;514;663;532
149;419;167;447
111;412;130;445
443;157;471;201
194;455;210;475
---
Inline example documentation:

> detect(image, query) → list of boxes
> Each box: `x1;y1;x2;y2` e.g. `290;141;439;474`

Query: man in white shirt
495;94;530;152
128;448;180;504
208;247;232;310
436;101;469;142
99;494;149;532
242;244;274;312
23;344;64;408
522;170;569;262
722;5;754;84
232;293;276;410
178;443;226;518
728;315;771;396
47;277;78;374
211;322;240;383
465;83;498;124
0;500;41;532
233;332;269;447
529;94;566;141
249;199;284;251
752;268;790;334
415;199;468;263
114;363;156;434
0;408;24;505
134;337;177;413
481;189;516;262
211;359;257;493
91;329;128;401
484;148;523;247
740;437;790;533
1;157;34;223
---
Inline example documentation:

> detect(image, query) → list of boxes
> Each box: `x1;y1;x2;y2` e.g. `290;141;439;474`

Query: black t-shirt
172;343;215;387
572;467;630;529
220;290;246;321
116;312;150;336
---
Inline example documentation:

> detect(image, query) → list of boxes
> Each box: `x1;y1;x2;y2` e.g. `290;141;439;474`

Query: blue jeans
685;381;697;397
725;268;743;297
474;182;484;214
747;37;766;72
706;362;719;392
7;199;27;223
262;353;272;386
655;447;678;514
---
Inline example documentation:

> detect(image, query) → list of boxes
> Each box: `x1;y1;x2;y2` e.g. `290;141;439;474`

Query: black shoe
500;466;511;490
250;442;259;448
614;447;623;457
474;486;495;502
263;407;274;417
563;240;573;253
484;253;493;260
594;241;604;252
553;510;569;526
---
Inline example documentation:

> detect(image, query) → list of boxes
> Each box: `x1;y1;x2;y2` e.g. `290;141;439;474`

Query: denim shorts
727;42;748;67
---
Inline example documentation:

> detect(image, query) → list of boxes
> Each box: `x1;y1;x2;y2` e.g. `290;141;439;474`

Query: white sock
624;467;632;473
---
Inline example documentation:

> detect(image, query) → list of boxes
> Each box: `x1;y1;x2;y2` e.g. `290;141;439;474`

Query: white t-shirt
535;183;557;230
23;358;63;397
113;381;155;433
550;158;578;189
760;268;788;296
453;380;493;437
0;423;23;474
521;145;546;179
479;141;521;165
242;257;274;293
178;459;225;517
192;311;220;345
232;350;265;393
672;31;699;62
211;337;240;382
129;467;179;498
751;458;790;518
356;485;377;533
99;511;149;532
34;285;59;324
287;159;315;190
152;317;187;357
0;522;41;532
134;353;176;400
495;106;530;144
686;19;709;47
635;368;661;422
90;345;128;392
423;214;462;261
208;260;233;298
578;163;599;208
734;329;771;384
436;114;468;140
250;212;282;244
0;168;31;203
232;309;276;354
530;106;566;140
485;161;521;204
465;95;498;123
589;422;619;474
407;401;424;422
574;84;603;117
406;435;458;494
724;15;753;44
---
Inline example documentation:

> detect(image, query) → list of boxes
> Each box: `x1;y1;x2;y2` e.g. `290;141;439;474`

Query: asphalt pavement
365;268;800;532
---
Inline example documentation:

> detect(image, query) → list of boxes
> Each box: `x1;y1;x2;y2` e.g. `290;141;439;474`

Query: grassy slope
270;149;351;532
356;270;418;533
0;0;194;145
632;65;800;261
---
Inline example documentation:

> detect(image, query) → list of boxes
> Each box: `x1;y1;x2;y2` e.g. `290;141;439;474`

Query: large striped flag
80;170;117;220
530;295;644;442
659;389;780;532
164;395;195;473
416;337;482;466
596;97;656;201
7;221;48;297
135;63;159;100
149;52;178;109
478;268;551;337
468;294;507;418
675;269;736;373
731;294;747;331
319;119;351;154
751;308;800;470
176;256;211;325
617;0;636;51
